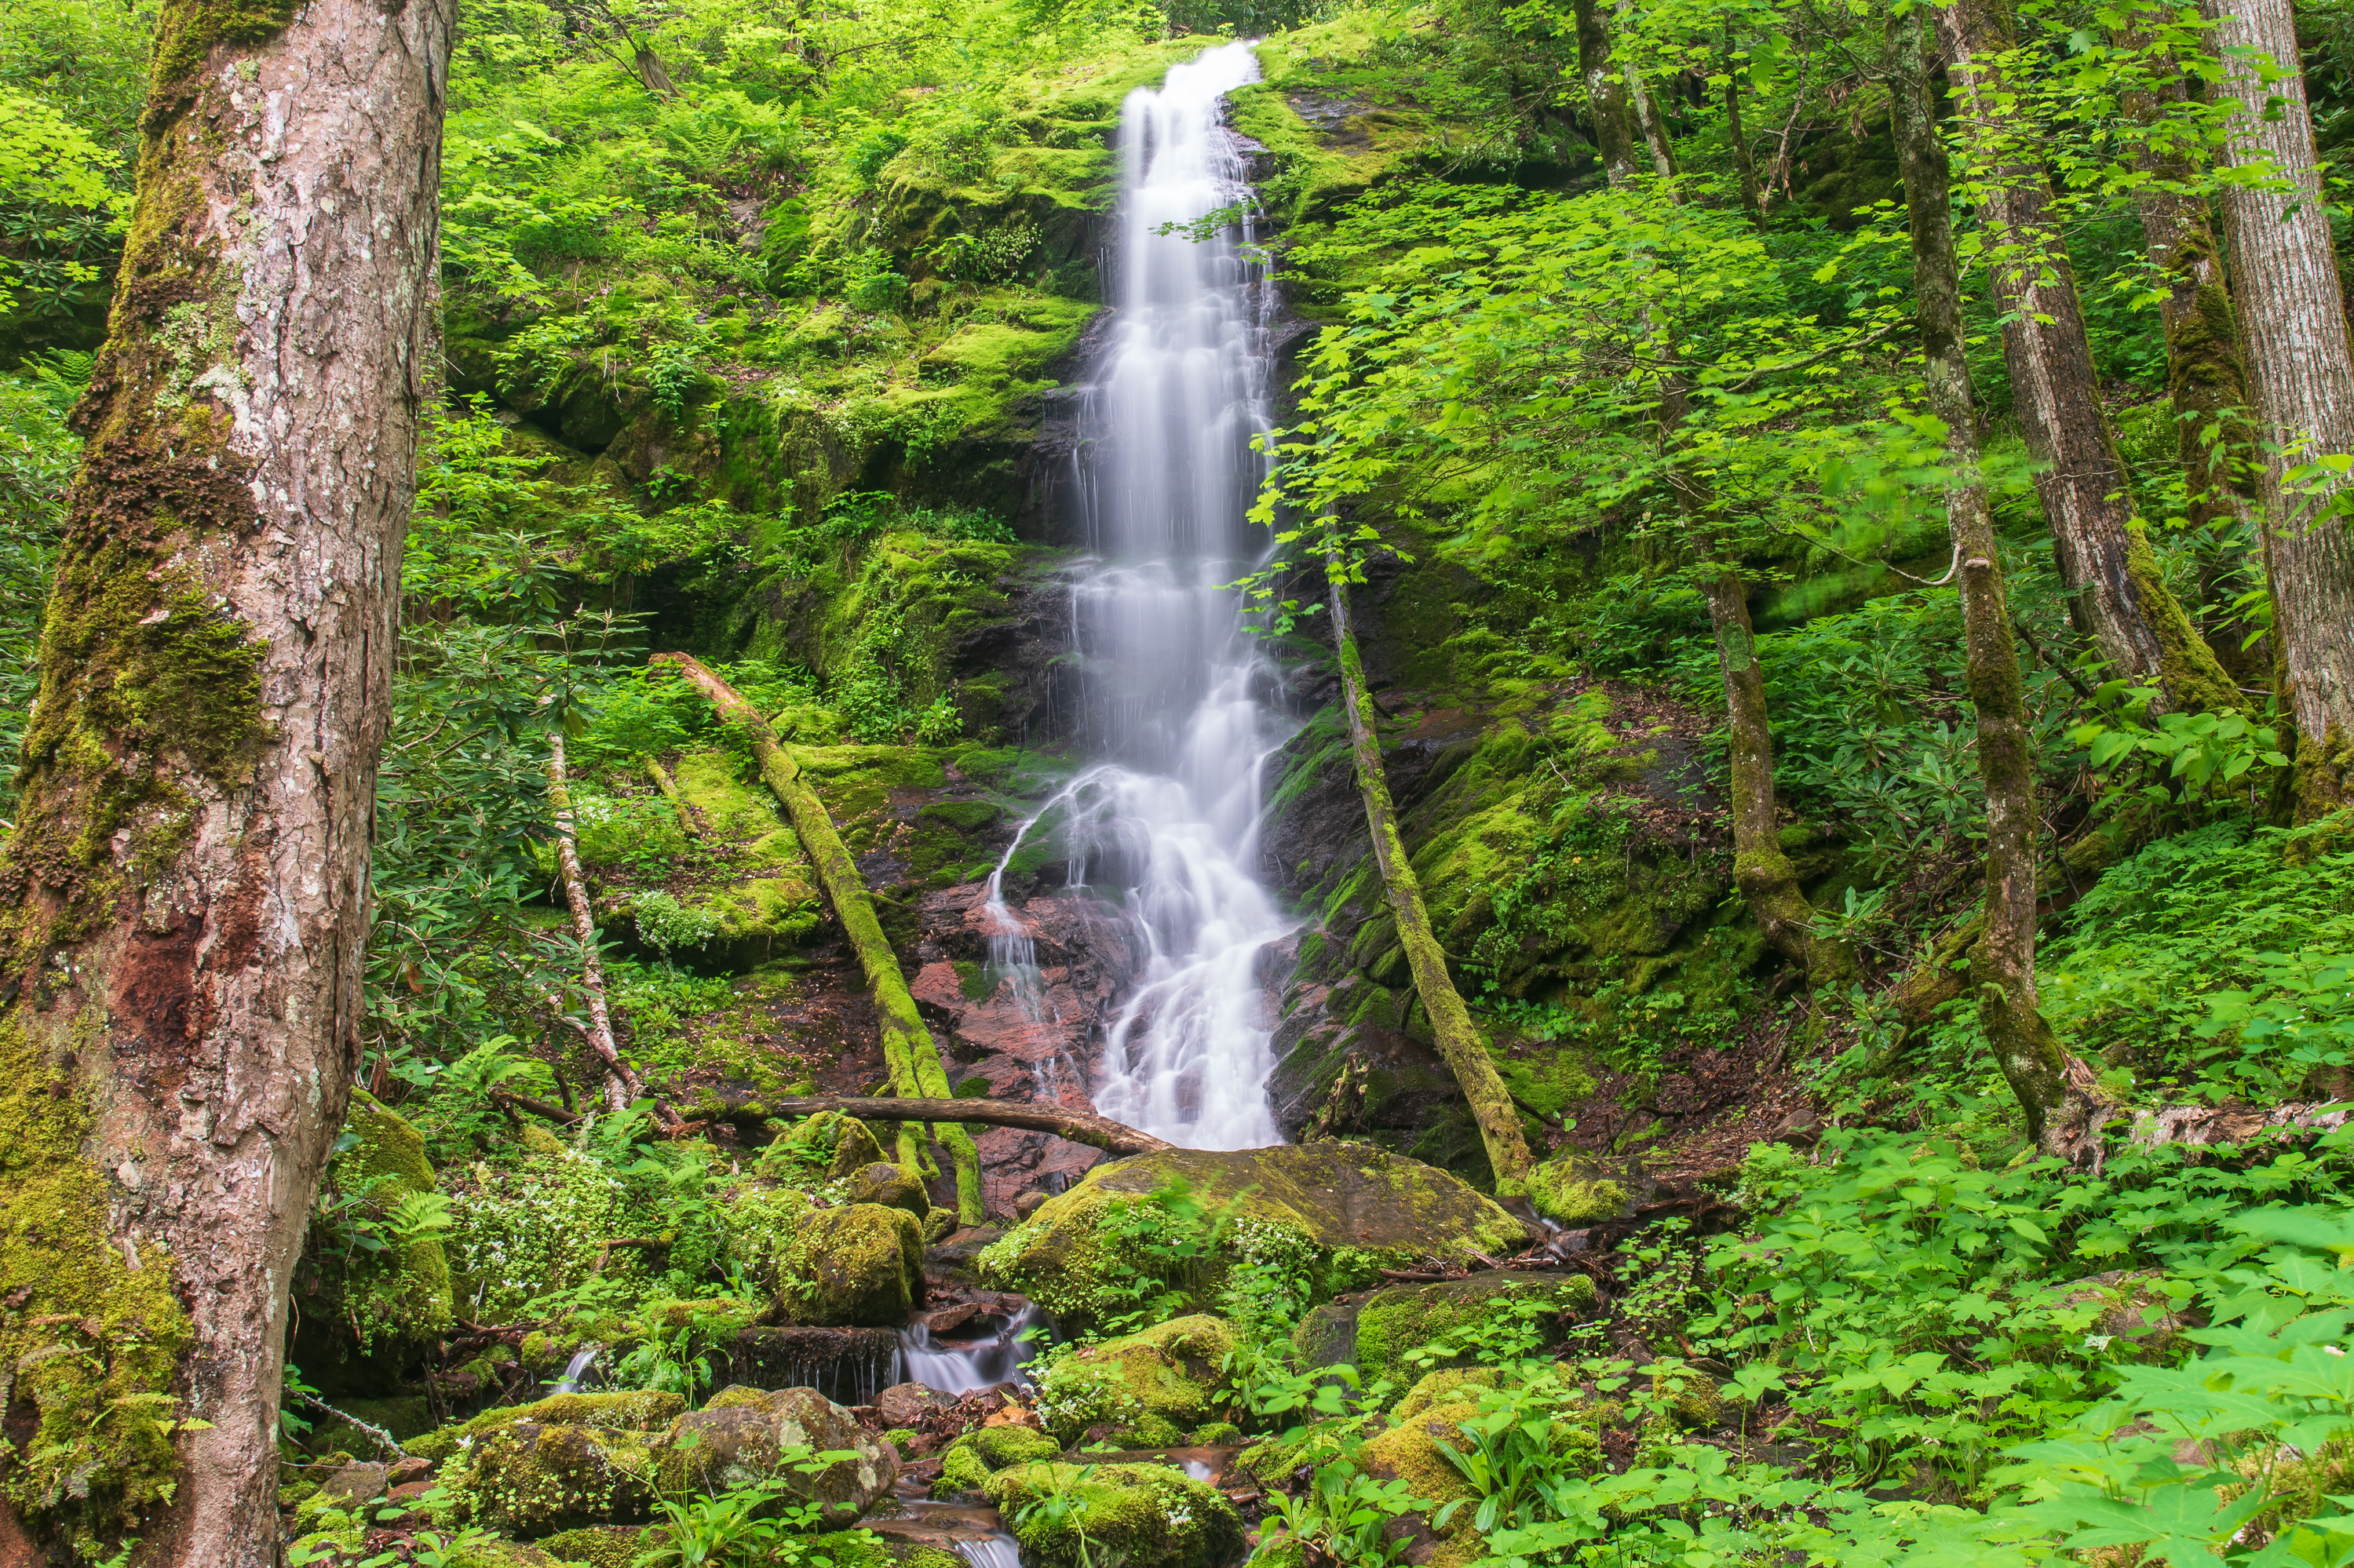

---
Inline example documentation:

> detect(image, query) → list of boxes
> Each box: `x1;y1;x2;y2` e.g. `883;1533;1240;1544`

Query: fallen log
546;729;639;1112
761;1095;1173;1159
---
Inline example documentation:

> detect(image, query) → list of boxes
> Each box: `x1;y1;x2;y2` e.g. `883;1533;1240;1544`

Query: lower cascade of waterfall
1013;39;1295;1152
898;1300;1050;1395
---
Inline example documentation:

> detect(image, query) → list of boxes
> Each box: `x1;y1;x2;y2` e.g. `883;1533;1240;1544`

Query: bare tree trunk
1892;5;2088;1147
1619;12;1680;181
1328;568;1533;1193
1571;0;1641;184
1724;33;1766;229
2204;0;2354;816
656;653;985;1224
0;0;453;1555
1936;0;2240;718
546;731;640;1114
764;1096;1174;1159
1704;571;1825;974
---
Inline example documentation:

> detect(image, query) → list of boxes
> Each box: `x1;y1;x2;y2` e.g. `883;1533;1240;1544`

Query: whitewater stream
987;43;1293;1150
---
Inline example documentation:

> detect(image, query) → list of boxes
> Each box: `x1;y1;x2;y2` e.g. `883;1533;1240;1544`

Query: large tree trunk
1936;0;2240;719
546;731;640;1114
2204;0;2354;816
0;0;453;1555
656;654;984;1224
1892;5;2087;1147
1571;0;1641;184
1327;569;1534;1193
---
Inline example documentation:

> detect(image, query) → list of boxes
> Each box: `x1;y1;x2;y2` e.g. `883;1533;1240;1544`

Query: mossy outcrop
1308;1274;1598;1393
978;1143;1531;1329
293;1091;458;1391
847;1160;930;1218
932;1424;1060;1496
658;1385;898;1521
408;1389;687;1464
1031;1314;1235;1445
780;1202;926;1325
717;1179;817;1296
984;1462;1246;1568
1524;1154;1629;1227
450;1420;659;1537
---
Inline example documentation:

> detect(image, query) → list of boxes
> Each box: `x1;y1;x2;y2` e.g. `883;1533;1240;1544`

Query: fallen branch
292;1390;407;1458
653;653;985;1223
546;730;639;1113
644;753;697;838
589;1236;673;1277
492;1088;582;1126
761;1094;1173;1158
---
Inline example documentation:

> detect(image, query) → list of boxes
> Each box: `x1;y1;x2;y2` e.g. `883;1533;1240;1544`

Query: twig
294;1390;407;1459
546;731;640;1113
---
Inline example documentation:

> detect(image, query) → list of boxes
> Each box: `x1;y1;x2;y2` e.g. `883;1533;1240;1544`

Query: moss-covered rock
408;1390;687;1464
1031;1315;1234;1445
1360;1370;1603;1532
717;1179;817;1296
979;1143;1532;1329
847;1160;930;1218
1342;1274;1598;1392
538;1526;651;1568
450;1421;659;1537
1524;1155;1628;1227
290;1092;457;1394
655;1384;898;1522
780;1202;926;1325
932;1424;1060;1496
984;1462;1246;1568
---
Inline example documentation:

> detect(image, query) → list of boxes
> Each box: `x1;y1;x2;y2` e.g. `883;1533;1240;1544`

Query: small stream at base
899;1301;1052;1395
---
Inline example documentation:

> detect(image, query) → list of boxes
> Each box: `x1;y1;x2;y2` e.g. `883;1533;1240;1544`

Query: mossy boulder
984;1462;1246;1568
781;1203;926;1325
932;1424;1060;1496
1524;1155;1628;1227
979;1143;1532;1329
538;1526;651;1568
293;1092;456;1391
847;1161;930;1219
1343;1274;1597;1392
408;1391;686;1464
1031;1315;1234;1446
656;1385;898;1521
1360;1369;1603;1533
451;1421;658;1537
717;1180;817;1295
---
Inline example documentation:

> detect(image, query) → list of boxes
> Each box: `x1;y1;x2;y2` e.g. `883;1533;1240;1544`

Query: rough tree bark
1571;0;1642;184
2203;0;2354;816
1892;5;2090;1147
0;0;454;1555
2115;4;2265;687
655;653;985;1224
546;731;641;1113
1937;0;2241;717
1328;567;1535;1193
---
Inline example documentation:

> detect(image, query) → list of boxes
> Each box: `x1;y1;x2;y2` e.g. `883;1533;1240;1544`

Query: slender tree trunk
1892;5;2089;1147
546;732;639;1114
1623;49;1679;177
1724;35;1766;229
2204;0;2354;816
1936;0;2240;718
656;653;984;1224
633;42;681;97
0;0;453;1554
1703;571;1823;972
1571;0;1641;184
1327;568;1533;1194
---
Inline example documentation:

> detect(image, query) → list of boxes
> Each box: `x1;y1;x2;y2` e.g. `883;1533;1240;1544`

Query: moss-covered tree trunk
656;653;984;1224
1937;0;2241;719
0;0;454;1554
1326;569;1533;1194
2203;0;2354;818
546;732;641;1113
1571;0;1641;183
1892;5;2091;1149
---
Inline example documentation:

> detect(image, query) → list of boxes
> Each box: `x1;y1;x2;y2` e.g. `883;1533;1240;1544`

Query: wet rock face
781;1204;927;1326
659;1386;899;1523
908;883;1148;1215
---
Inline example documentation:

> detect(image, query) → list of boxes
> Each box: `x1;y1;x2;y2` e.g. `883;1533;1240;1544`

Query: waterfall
1049;41;1293;1150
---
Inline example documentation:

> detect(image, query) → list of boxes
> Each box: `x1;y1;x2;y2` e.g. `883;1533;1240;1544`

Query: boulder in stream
657;1385;899;1522
1029;1313;1233;1446
847;1160;931;1219
978;1143;1535;1329
781;1202;926;1325
984;1460;1244;1568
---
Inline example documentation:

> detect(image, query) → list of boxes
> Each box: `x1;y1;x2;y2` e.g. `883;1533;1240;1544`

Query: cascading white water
1005;41;1293;1150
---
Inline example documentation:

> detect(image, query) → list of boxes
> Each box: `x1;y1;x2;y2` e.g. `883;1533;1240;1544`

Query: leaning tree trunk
1937;0;2240;719
2204;0;2354;817
1327;568;1534;1193
656;654;984;1225
1892;4;2089;1147
0;0;453;1555
546;731;641;1113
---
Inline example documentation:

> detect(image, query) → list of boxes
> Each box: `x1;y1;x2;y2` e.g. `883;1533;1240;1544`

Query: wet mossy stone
451;1421;658;1537
847;1160;929;1219
829;1116;889;1180
978;1143;1533;1330
1030;1315;1233;1446
407;1391;686;1464
1361;1371;1602;1521
1345;1274;1598;1393
656;1385;898;1522
984;1462;1246;1568
716;1180;816;1296
781;1202;925;1326
1524;1154;1628;1227
932;1424;1060;1497
538;1526;650;1568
